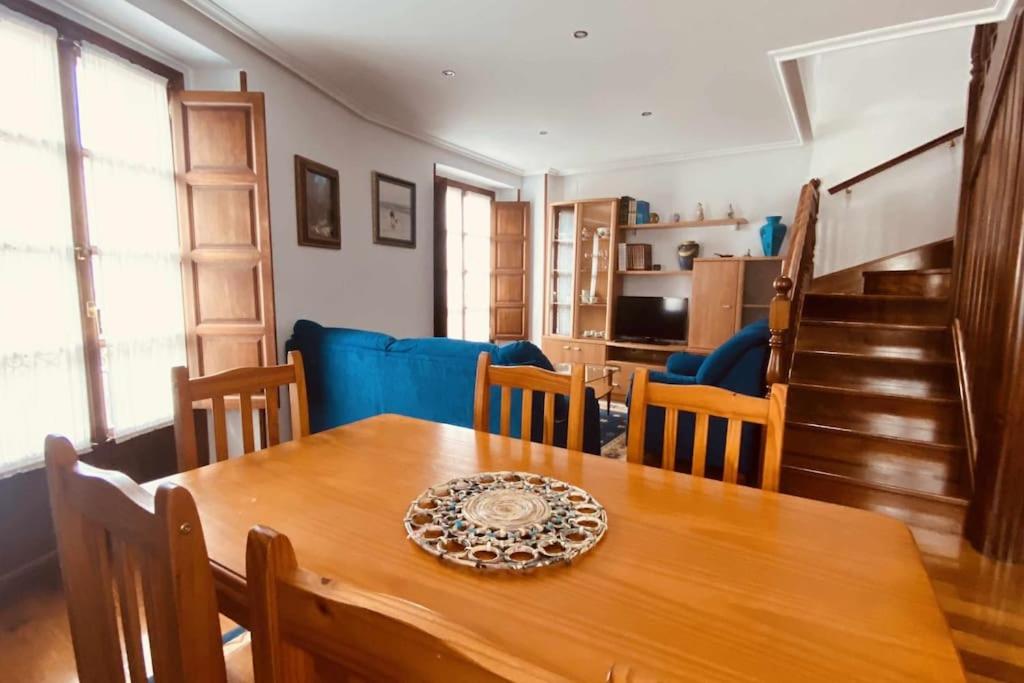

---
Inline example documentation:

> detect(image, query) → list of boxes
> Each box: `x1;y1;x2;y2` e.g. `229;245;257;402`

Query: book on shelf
617;196;634;226
635;200;650;225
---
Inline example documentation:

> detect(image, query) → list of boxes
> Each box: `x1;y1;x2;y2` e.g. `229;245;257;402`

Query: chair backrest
626;369;788;491
44;435;226;683
472;351;586;452
245;525;568;682
172;350;310;472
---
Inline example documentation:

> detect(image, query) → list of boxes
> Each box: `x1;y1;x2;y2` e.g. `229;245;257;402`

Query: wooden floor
1;527;1021;681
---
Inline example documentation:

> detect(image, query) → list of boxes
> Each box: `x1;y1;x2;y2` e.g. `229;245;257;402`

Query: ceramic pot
677;241;700;270
760;216;788;256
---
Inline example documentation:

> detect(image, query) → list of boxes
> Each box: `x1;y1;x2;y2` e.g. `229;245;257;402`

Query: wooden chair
43;435;251;683
245;525;567;682
473;351;586;452
172;350;310;472
626;368;788;491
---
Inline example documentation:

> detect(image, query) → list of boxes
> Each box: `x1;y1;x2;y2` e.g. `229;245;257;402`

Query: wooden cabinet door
541;336;572;365
170;90;276;377
491;201;530;340
689;260;741;349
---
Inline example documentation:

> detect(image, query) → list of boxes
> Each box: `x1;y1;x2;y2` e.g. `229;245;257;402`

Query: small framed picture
372;172;416;248
295;155;341;249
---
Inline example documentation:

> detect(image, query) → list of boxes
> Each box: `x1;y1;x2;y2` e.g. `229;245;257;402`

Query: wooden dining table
152;413;963;681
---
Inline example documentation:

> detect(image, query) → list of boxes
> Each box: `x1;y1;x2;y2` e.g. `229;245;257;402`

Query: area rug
599;404;629;460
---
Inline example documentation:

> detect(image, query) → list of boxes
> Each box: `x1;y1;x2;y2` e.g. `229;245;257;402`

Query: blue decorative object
759;215;787;256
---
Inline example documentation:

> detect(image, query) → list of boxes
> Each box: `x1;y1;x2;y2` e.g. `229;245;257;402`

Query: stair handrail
767;178;822;386
826;128;964;195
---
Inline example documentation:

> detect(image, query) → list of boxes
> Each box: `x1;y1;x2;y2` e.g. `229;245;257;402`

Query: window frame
3;0;184;446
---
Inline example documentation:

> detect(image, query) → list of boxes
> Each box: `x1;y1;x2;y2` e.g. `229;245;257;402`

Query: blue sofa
285;320;601;454
627;319;770;480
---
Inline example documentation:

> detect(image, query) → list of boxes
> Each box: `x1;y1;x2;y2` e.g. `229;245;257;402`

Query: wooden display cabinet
688;257;782;348
543;198;777;401
542;198;618;366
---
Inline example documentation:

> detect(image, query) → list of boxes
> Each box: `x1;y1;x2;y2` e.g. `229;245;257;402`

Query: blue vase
760;216;787;256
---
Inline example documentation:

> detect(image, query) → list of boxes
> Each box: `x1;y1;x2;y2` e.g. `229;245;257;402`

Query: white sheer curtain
445;185;492;342
0;10;91;476
77;44;185;440
462;191;492;342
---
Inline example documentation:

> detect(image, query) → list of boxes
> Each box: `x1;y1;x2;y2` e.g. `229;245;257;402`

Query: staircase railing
827;129;964;195
767;178;822;387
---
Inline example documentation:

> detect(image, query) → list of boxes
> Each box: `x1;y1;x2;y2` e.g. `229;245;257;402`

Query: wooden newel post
766;275;793;390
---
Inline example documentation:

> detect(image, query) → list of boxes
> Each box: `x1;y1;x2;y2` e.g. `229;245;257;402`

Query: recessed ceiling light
573;30;589;39
641;111;653;117
441;69;456;78
539;130;549;136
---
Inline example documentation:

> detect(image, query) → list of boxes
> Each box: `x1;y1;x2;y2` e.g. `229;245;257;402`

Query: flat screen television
614;295;688;343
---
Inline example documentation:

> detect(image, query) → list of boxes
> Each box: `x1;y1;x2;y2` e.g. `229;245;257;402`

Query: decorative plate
404;471;607;570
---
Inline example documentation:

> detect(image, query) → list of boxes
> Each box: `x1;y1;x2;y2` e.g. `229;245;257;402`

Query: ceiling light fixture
441;69;456;78
573;30;589;39
641;111;653;117
539;130;549;136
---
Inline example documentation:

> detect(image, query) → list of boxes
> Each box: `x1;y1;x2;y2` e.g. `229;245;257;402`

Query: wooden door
689;260;741;348
491;201;529;340
170;91;277;376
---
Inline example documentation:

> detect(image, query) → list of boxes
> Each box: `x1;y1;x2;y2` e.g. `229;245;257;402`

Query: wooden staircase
780;266;969;534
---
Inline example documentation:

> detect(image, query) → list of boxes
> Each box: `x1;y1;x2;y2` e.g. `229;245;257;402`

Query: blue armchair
627;319;770;480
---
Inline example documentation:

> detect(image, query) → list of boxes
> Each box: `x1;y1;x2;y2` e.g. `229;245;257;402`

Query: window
0;11;91;474
445;184;494;341
0;6;185;477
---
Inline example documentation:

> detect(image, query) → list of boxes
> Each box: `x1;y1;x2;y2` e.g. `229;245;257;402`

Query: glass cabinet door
550;206;575;336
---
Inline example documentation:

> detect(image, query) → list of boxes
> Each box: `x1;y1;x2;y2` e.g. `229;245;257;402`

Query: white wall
519;174;547;343
544;146;813;311
804;28;971;274
126;0;521;351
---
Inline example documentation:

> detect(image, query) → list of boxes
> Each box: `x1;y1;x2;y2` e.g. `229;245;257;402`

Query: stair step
796;320;952;362
784;421;964;475
787;386;964;446
802;293;949;325
782;452;963;501
790;351;957;400
780;464;967;534
863;269;952;297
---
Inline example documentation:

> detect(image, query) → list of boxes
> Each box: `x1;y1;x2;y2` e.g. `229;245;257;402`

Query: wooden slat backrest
472;351;586;452
172;350;310;472
43;435;227;683
626;370;788;491
245;525;569;682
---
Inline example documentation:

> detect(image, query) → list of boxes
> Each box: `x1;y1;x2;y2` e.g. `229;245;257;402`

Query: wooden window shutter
491;201;530;341
169;90;277;377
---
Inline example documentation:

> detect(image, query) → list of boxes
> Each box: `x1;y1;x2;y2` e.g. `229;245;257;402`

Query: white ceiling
186;1;1000;174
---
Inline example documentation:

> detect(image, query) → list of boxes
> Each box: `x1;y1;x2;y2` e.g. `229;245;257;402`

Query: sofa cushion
695;319;769;385
494;340;555;371
664;352;706;377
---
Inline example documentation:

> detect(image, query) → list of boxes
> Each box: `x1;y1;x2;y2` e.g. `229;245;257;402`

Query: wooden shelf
579;302;607;308
607;340;690;353
694;256;782;262
622;218;749;230
617;270;692;276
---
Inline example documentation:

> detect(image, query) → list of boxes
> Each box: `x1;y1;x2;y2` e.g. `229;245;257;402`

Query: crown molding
549;139;805;177
768;0;1013;63
179;0;1010;179
179;0;526;176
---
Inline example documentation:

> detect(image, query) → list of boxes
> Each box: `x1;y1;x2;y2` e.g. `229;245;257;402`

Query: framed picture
295;155;341;249
372;172;416;248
